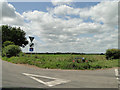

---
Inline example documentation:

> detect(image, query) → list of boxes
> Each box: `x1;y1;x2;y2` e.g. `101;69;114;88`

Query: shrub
65;62;90;70
18;52;25;57
2;45;21;57
91;63;102;69
105;49;120;60
2;41;14;48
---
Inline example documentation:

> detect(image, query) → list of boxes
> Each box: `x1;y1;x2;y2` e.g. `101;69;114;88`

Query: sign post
29;36;34;55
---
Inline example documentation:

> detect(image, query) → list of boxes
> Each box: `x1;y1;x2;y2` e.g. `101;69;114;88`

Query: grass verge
2;54;118;70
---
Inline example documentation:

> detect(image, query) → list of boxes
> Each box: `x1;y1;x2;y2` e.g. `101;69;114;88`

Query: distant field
2;54;118;70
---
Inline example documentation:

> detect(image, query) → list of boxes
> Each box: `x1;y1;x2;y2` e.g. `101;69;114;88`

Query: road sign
29;36;34;42
29;48;34;51
29;43;34;47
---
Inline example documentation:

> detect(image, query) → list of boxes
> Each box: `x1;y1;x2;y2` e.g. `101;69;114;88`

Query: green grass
2;54;118;70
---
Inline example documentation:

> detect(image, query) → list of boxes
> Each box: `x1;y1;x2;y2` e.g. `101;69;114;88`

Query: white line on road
115;69;119;80
23;73;57;79
22;73;70;87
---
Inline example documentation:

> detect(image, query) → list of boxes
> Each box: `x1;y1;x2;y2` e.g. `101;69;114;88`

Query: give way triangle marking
22;73;70;87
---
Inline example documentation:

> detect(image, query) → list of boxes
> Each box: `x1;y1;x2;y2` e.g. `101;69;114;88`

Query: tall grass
2;54;118;70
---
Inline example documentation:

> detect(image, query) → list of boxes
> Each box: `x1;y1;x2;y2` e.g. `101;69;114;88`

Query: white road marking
22;73;70;87
115;69;119;80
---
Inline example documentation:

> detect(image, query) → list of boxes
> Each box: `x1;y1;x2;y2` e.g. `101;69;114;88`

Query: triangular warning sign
29;36;34;42
22;73;70;87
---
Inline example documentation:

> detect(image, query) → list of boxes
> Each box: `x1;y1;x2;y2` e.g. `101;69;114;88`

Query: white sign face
22;73;70;87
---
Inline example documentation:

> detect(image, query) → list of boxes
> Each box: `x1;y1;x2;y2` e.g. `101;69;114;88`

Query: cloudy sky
1;1;118;53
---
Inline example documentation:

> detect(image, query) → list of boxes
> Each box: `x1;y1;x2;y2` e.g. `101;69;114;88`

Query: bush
90;63;102;69
18;52;25;57
2;41;14;48
2;45;21;57
105;49;120;60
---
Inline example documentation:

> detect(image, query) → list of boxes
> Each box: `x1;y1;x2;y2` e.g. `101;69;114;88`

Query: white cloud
1;1;118;53
50;5;81;16
51;0;73;6
80;2;118;27
1;2;24;26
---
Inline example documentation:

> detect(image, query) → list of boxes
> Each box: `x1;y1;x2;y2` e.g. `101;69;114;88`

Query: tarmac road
2;60;119;89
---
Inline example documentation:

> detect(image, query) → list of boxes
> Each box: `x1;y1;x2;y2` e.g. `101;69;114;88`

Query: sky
0;1;118;53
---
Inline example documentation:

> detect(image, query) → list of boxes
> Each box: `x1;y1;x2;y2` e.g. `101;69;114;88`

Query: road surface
2;60;119;89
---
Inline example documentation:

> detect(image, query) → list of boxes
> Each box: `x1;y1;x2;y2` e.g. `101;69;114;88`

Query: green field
2;54;118;70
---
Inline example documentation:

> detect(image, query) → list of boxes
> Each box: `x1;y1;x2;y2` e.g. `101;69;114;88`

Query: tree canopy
2;25;28;47
3;41;15;48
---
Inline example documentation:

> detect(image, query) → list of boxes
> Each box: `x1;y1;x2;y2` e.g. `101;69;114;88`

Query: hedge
105;49;120;59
